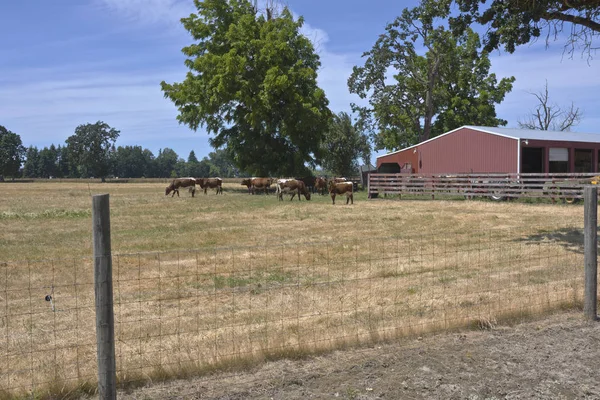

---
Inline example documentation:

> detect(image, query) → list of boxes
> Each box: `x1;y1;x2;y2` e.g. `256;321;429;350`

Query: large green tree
320;112;371;177
65;121;119;182
349;2;515;151
161;0;332;176
0;125;25;179
450;0;600;58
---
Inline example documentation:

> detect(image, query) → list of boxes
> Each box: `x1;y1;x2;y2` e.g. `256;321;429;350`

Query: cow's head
165;186;172;196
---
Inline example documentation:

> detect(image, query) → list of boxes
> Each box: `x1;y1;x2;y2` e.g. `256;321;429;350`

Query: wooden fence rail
368;172;600;202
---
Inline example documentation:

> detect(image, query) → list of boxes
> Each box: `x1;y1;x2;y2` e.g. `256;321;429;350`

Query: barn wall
418;128;518;174
376;148;418;172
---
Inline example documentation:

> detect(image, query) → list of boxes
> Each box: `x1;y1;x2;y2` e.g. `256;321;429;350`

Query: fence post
584;186;598;321
92;194;117;399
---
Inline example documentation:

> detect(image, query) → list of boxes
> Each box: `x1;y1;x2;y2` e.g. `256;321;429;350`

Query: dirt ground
113;311;600;400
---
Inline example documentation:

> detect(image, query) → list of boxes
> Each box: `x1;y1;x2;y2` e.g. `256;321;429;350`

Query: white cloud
94;0;195;31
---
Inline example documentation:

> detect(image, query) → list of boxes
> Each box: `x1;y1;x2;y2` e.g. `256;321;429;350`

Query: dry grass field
0;182;589;398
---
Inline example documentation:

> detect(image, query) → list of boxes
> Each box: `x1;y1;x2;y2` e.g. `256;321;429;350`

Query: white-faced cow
328;180;353;205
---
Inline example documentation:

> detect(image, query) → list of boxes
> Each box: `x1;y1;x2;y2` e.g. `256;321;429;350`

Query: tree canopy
450;0;600;58
0;125;25;179
65;121;120;181
320;112;371;177
161;0;332;176
349;2;515;151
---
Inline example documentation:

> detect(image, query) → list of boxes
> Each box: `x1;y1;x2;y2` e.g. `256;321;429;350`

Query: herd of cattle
165;176;354;205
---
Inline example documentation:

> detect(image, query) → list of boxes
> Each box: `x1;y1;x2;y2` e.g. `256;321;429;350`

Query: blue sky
1;0;599;166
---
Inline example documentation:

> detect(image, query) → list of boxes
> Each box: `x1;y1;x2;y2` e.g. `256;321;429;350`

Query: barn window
549;148;569;173
575;149;592;173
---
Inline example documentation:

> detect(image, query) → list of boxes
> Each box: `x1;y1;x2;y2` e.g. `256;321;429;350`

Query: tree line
0;122;245;180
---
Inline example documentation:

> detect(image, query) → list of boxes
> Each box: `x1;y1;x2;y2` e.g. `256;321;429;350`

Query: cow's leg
331;193;336;205
191;187;195;198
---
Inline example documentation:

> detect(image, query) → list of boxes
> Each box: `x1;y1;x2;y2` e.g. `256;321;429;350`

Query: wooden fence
368;172;600;202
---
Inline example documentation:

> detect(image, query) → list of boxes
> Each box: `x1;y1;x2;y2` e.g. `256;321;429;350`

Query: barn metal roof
377;126;600;159
465;126;600;143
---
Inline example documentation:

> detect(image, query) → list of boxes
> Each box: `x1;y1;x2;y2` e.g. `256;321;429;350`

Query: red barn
376;126;600;174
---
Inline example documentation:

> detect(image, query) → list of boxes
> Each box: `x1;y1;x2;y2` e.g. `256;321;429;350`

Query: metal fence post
92;194;117;399
584;186;598;321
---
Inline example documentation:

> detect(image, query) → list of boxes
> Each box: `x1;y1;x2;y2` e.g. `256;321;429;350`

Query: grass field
0;182;588;398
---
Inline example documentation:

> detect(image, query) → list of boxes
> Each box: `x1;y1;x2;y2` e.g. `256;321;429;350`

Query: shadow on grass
517;227;590;254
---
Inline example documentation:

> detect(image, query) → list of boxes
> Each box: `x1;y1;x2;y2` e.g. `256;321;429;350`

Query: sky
1;0;599;166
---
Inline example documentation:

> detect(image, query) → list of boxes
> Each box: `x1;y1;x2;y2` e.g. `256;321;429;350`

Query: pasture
0;182;588;397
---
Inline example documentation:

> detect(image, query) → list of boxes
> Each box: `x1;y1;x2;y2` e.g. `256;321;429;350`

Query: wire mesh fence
0;223;586;396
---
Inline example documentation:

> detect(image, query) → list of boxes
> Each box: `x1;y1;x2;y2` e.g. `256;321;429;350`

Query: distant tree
518;80;583;131
65;121;120;182
320;112;371;177
187;150;199;164
112;145;152;178
206;149;242;178
55;145;70;178
154;148;179;178
22;146;40;178
174;158;189;177
38;145;58;178
349;1;514;151
450;0;600;59
0;125;25;179
161;0;332;176
141;149;156;177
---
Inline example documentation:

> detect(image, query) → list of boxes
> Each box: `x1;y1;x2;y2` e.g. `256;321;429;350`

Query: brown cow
314;177;328;195
165;177;197;197
277;179;311;201
196;178;223;194
240;178;253;194
251;177;274;195
328;180;353;205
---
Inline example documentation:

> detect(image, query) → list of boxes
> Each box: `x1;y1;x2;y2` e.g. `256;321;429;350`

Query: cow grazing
250;177;274;195
295;176;317;193
277;179;311;201
314;177;328;195
165;178;197;197
196;178;223;194
328;180;353;205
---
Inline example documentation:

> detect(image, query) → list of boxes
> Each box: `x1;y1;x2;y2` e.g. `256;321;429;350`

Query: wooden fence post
92;194;117;399
584;186;598;321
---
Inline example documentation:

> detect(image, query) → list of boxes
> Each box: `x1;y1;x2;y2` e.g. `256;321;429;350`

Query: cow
277;179;311;201
295;176;317;194
328;180;353;205
196;178;223;195
165;177;197;197
314;177;328;195
240;178;253;194
250;177;274;195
